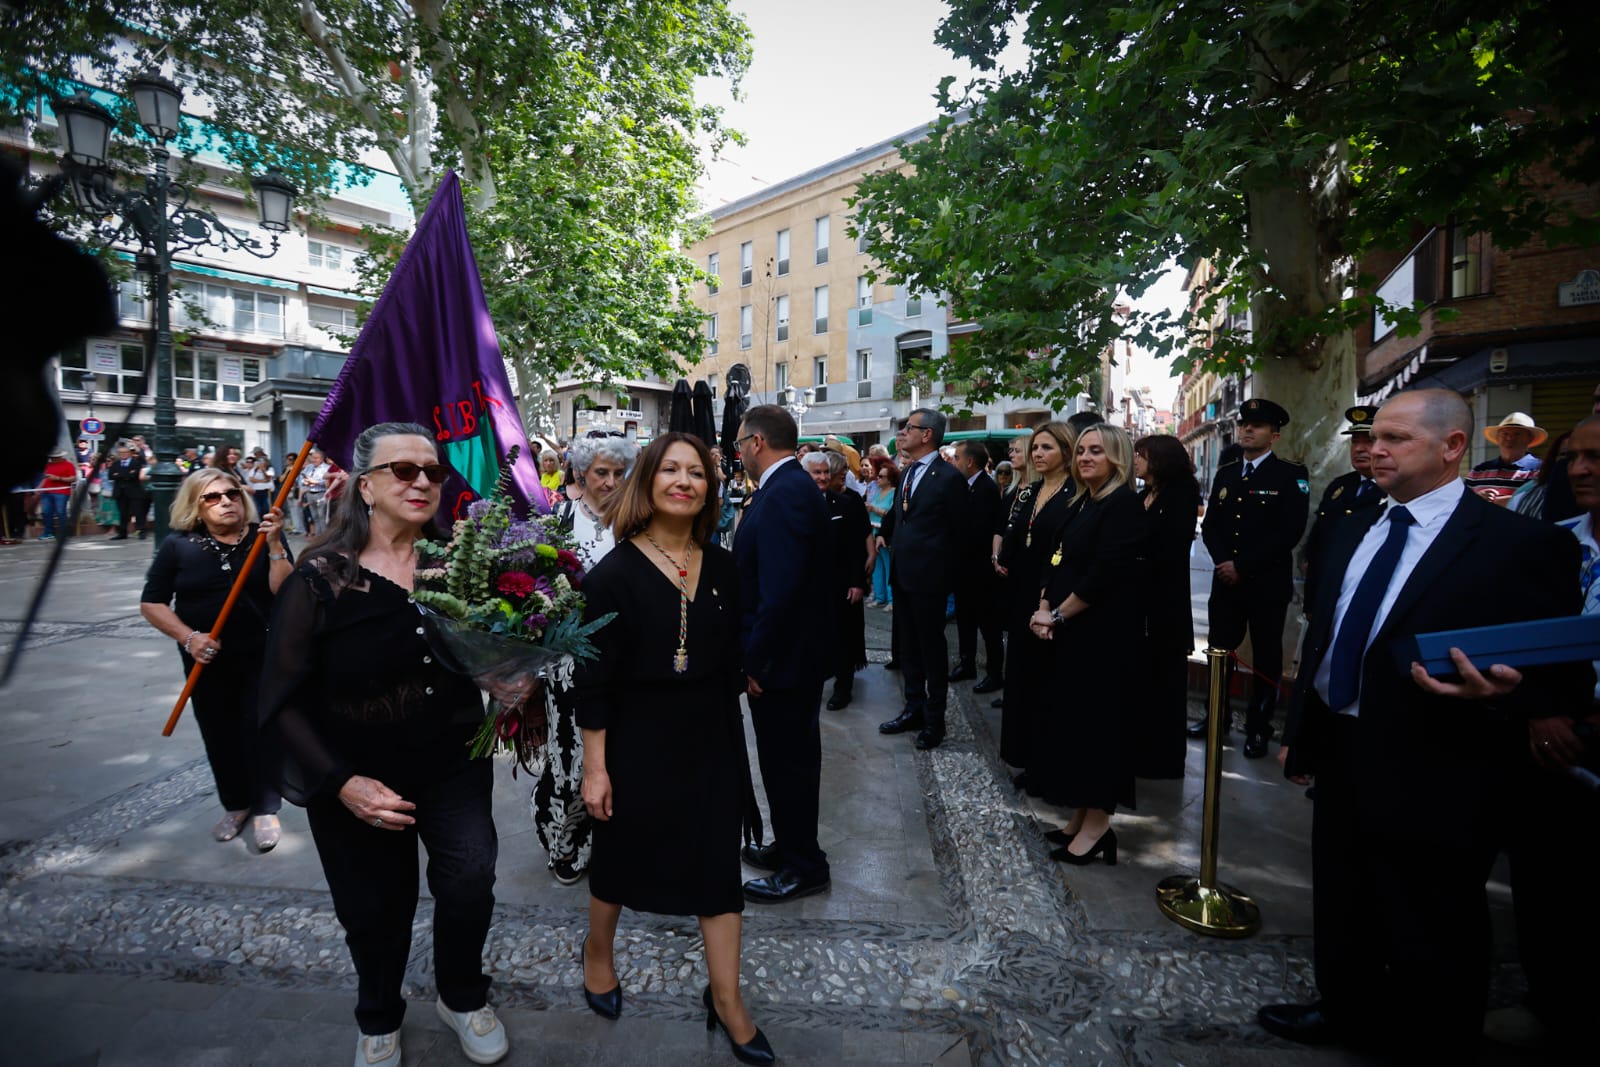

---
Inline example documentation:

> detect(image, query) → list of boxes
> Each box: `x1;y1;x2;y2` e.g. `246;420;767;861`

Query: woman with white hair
536;432;638;885
140;469;292;850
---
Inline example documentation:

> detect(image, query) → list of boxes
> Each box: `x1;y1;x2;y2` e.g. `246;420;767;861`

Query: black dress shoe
878;710;923;735
1050;827;1117;865
990;697;1004;708
704;986;776;1064
743;869;830;904
740;842;781;870
973;675;1003;694
581;934;622;1019
826;691;852;710
1242;732;1271;759
1257;1002;1338;1045
882;659;900;671
1041;827;1076;846
1186;717;1230;739
948;662;977;681
913;728;944;750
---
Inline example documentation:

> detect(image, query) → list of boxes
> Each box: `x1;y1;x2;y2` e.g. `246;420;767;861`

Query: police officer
1301;406;1386;619
1191;398;1310;758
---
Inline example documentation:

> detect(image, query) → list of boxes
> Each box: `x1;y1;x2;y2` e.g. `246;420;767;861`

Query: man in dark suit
1260;389;1591;1060
1302;406;1386;618
951;440;1004;691
732;404;834;903
107;440;149;540
1194;398;1310;757
876;408;970;750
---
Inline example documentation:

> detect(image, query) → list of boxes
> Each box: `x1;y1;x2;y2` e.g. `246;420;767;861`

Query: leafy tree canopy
850;0;1599;413
1;0;751;411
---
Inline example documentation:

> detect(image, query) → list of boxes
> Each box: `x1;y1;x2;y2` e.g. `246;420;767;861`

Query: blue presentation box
1410;615;1600;678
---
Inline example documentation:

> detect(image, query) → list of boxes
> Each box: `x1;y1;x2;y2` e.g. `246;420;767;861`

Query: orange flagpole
162;440;316;737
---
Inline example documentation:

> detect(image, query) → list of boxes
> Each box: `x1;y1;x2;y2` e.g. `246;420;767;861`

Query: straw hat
1483;412;1547;448
822;434;863;474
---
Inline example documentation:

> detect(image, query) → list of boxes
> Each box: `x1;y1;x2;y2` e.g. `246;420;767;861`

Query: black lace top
258;557;484;805
141;525;282;655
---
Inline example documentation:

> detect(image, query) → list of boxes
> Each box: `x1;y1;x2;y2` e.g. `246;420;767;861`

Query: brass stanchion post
1155;647;1262;937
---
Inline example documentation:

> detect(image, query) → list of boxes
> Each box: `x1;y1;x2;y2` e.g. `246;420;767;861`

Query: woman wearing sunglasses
258;423;510;1067
139;468;293;851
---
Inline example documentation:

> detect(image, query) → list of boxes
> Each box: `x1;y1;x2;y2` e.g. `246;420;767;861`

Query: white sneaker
354;1030;401;1067
436;998;510;1064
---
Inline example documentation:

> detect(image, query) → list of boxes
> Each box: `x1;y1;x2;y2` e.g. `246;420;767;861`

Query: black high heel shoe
1050;827;1117;866
703;985;775;1064
581;934;622;1019
1041;827;1077;846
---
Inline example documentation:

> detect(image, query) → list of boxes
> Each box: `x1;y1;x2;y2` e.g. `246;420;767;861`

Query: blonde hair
1071;424;1134;504
171;469;258;531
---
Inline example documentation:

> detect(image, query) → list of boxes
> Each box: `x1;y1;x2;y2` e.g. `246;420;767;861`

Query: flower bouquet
411;449;614;772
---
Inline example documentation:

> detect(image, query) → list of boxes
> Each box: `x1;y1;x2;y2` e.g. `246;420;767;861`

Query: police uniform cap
1340;406;1375;436
1238;398;1290;428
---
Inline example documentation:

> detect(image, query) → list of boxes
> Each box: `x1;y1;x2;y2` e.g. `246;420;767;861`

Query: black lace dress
995;482;1075;768
569;540;754;917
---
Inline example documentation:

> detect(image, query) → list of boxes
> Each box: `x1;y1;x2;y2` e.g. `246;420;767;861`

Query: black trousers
954;572;1004;676
1508;753;1600;1047
1206;580;1288;734
306;756;498;1036
182;650;280;814
893;586;951;729
749;682;828;882
1312;715;1496;1061
113;487;149;536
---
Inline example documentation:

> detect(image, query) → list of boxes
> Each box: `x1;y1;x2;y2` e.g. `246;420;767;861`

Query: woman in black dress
140;468;292;849
804;450;871;710
574;432;774;1064
1133;434;1201;779
259;422;510;1067
994;422;1077;783
1031;424;1147;864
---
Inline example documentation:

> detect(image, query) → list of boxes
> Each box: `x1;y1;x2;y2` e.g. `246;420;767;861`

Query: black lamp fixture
127;70;183;142
55;91;114;168
251;169;298;232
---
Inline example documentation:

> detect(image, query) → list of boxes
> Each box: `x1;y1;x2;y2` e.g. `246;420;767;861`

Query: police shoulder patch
1296;479;1310;494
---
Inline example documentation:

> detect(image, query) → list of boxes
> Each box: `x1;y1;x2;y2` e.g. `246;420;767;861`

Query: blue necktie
1356;478;1375;499
1326;505;1414;710
901;461;919;512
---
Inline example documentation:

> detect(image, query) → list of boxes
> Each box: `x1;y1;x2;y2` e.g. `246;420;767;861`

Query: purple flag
311;170;545;518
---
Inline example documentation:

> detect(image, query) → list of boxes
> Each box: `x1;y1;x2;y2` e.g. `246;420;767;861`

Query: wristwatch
1049;608;1063;625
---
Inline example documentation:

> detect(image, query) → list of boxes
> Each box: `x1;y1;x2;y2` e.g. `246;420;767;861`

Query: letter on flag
310;170;545;516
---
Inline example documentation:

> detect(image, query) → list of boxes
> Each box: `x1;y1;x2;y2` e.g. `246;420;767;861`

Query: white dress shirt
1314;478;1467;717
1239;449;1273;476
900;452;935;500
757;454;796;489
1558;511;1600;701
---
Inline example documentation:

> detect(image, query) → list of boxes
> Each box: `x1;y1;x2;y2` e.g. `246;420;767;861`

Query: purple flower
467;498;495;521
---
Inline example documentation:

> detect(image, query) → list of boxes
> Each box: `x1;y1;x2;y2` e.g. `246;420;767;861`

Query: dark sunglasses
200;489;244;504
368;461;451;484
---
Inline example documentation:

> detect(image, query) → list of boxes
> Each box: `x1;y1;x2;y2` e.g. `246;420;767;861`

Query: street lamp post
787;386;813;437
51;75;298;555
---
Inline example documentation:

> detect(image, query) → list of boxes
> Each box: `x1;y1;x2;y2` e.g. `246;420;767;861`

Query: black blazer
879;454;969;595
1041;485;1147;634
732;458;833;690
1201;453;1310;602
1282;490;1592;845
1141;481;1200;653
965;472;1004;562
108;454;145;490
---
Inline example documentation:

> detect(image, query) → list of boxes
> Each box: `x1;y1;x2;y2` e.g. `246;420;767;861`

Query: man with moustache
1261;390;1591;1060
733;405;834;903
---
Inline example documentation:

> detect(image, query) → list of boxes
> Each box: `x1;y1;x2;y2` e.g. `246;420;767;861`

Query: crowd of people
112;374;1600;1065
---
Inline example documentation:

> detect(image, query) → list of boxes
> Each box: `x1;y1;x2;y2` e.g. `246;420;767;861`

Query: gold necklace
642;530;696;673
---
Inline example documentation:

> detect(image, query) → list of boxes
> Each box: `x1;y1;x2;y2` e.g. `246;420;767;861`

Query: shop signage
1558;269;1600;308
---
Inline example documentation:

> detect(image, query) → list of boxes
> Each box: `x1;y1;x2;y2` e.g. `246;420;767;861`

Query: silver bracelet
182;630;200;653
269;552;289;561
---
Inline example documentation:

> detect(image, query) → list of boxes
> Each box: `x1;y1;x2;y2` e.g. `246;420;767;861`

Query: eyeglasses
200;489;244;504
898;422;930;434
734;432;761;449
367;461;451;484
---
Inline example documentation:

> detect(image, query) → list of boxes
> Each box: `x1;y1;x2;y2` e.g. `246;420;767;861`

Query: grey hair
352;422;434;472
304;422;441;581
802;450;847;476
568;435;639;477
910;406;947;446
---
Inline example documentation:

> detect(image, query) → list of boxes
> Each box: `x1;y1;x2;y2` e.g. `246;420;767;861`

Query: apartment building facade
1354;171;1600;458
675;125;1078;450
1174;259;1253;491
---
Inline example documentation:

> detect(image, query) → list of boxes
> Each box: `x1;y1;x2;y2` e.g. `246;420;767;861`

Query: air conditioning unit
777;323;789;342
776;257;789;275
812;385;828;402
1489;347;1509;373
857;308;873;326
857;380;872;399
740;268;752;286
815;248;829;266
